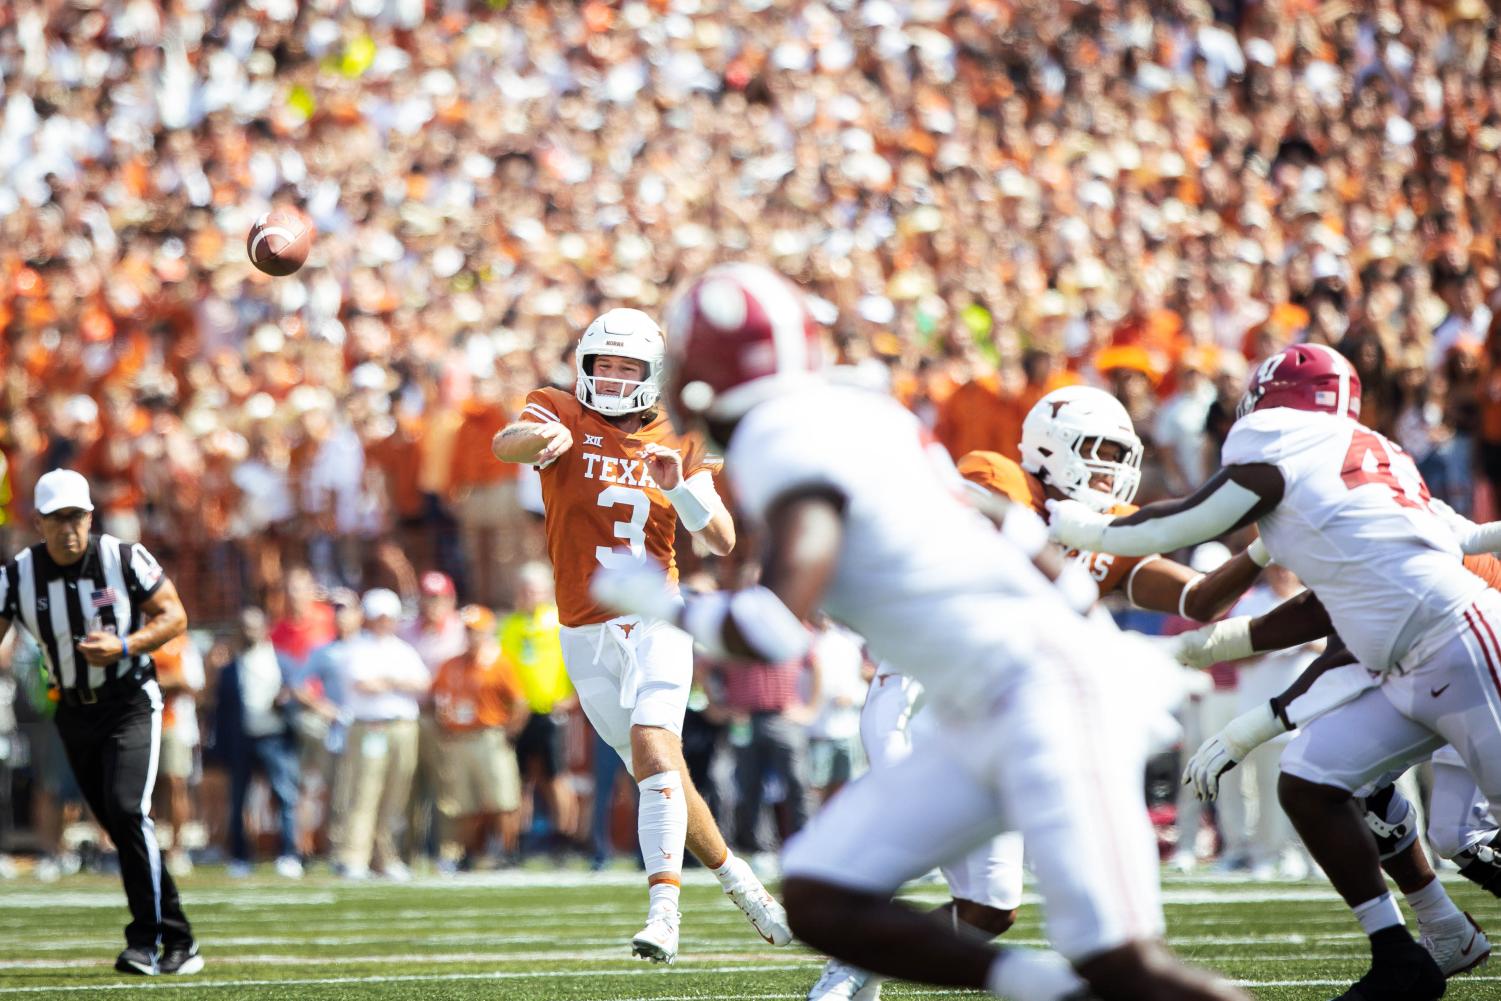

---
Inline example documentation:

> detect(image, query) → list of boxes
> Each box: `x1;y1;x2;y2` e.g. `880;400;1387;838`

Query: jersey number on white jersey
1341;428;1433;512
595;485;650;567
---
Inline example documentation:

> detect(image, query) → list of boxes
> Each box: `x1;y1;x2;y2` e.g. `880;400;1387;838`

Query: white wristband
1178;574;1205;619
1247;536;1273;567
1208;616;1255;663
663;480;715;533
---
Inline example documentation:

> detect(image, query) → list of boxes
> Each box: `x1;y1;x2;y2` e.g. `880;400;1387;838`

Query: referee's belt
53;667;151;708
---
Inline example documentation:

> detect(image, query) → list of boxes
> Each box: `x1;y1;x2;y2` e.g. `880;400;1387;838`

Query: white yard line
4;975;1500;998
0;951;818;971
0;963;804;994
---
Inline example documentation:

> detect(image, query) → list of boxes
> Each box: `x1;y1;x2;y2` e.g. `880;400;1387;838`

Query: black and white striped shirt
0;534;165;700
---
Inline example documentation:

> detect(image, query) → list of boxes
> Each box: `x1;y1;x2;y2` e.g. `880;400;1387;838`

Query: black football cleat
114;946;157;976
1332;934;1445;1000
158;942;204;975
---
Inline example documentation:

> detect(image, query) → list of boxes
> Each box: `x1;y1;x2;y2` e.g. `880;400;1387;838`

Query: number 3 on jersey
595;485;651;567
1341;428;1432;510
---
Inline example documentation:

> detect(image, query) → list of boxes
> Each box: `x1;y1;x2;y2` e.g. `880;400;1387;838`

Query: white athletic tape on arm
665;471;718;533
1247;536;1273;567
1095;479;1262;557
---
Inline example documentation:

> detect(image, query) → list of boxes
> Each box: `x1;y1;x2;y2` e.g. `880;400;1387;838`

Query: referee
0;470;201;976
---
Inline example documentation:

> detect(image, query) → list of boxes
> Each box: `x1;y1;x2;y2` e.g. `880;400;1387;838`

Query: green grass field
1;868;1498;1000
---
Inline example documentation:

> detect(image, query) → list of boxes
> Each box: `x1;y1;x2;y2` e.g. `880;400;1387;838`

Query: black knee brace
1455;835;1501;897
1361;783;1418;861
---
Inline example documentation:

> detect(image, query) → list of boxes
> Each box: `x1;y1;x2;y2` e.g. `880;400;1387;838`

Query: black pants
733;711;812;854
55;685;193;952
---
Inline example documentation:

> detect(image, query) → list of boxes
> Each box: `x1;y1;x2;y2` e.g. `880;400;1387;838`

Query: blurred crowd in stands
3;0;1501;873
5;0;1501;614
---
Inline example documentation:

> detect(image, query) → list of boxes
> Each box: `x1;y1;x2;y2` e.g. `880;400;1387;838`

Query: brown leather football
247;209;314;276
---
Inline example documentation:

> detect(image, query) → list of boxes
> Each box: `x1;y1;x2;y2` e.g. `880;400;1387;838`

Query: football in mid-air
247;209;314;276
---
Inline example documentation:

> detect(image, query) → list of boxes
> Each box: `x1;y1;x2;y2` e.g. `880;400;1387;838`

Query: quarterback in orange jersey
491;308;789;963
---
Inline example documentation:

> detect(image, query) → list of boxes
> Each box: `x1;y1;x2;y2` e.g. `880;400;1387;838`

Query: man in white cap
332;587;428;879
0;470;201;975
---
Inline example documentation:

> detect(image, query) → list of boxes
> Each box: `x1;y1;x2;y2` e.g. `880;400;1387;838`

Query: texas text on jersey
520;387;715;627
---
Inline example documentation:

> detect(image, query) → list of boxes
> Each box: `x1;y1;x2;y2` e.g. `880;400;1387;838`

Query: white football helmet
1020;385;1143;512
575;308;666;416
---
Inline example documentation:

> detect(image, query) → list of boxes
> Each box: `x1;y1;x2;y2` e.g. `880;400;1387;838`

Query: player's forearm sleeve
1431;498;1501;555
1096;479;1263;557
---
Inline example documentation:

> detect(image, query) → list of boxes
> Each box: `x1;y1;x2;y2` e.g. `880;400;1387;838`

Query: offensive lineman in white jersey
1048;342;1501;1001
592;263;1249;1001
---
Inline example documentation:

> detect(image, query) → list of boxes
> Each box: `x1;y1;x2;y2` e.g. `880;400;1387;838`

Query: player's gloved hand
1044;498;1112;552
1171;615;1254;669
589;558;681;623
1183;701;1288;801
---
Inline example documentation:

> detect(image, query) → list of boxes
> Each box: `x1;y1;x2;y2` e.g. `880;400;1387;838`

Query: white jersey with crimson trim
726;382;1065;714
1222;407;1486;673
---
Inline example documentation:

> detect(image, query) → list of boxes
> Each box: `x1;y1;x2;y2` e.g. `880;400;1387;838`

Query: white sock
986;948;1086;1000
638;771;687;915
648;880;680;917
712;848;742;887
1406;876;1464;925
1353;892;1405;936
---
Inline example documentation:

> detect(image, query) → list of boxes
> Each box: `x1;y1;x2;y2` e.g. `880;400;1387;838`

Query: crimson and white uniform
732;380;1167;961
1223;408;1501;804
859;669;1024;912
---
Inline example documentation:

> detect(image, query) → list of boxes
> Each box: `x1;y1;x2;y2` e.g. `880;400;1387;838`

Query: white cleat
722;858;793;946
1421;911;1490;977
631;910;680;964
808;958;882;1000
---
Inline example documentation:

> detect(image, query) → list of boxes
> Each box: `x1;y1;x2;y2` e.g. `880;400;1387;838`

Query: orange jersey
431;649;524;733
1465;553;1501;591
522;387;714;627
957;450;1148;594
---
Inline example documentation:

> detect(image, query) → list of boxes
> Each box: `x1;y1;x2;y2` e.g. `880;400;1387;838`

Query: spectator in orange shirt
932;359;1022;463
430;605;530;868
448;376;522;607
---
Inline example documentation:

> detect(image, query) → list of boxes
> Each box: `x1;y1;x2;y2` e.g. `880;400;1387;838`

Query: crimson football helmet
1237;343;1362;420
662;263;823;430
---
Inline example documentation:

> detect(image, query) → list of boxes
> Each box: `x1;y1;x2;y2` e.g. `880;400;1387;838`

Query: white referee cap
34;469;94;516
